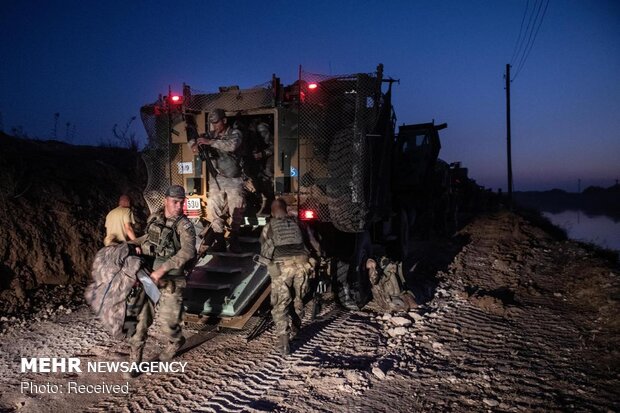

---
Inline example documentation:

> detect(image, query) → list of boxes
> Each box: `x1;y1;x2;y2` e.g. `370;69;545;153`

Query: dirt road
1;212;618;412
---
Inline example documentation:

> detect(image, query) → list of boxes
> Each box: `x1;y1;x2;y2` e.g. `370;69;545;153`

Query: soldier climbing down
189;108;245;253
125;185;196;377
259;199;314;355
252;122;275;213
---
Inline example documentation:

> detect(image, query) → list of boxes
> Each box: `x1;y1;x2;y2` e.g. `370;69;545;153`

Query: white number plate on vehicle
178;162;193;175
185;198;201;211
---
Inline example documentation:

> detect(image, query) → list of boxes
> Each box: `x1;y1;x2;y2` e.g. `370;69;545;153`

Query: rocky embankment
0;135;146;318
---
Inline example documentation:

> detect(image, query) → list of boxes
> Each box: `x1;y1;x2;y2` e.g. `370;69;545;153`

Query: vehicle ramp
183;233;271;329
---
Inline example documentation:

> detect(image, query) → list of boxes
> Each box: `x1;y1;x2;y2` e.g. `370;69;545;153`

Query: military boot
159;336;186;362
277;335;290;355
290;312;302;340
123;346;144;379
289;324;300;341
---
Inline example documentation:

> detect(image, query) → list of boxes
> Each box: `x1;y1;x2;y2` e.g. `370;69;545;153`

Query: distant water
543;210;620;251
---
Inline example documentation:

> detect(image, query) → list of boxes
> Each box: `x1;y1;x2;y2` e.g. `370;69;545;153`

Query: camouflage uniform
85;243;142;338
127;209;196;351
269;258;310;337
254;123;275;211
260;216;311;339
205;126;245;234
368;257;416;312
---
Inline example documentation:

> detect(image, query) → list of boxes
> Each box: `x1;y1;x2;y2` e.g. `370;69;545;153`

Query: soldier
366;257;416;312
190;108;245;252
259;199;313;355
126;185;196;376
103;194;136;246
252;122;275;213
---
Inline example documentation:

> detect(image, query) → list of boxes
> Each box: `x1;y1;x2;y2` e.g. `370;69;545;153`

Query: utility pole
505;64;513;208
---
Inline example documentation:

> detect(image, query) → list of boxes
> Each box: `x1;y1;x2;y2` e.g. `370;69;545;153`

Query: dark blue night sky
1;0;618;191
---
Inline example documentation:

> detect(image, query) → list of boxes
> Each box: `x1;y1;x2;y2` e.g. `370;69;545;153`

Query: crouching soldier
126;185;196;376
366;257;417;312
259;199;312;355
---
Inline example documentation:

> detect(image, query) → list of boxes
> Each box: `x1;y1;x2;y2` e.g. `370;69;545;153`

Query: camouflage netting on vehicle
139;72;387;230
140;107;172;214
298;70;384;232
140;84;274;213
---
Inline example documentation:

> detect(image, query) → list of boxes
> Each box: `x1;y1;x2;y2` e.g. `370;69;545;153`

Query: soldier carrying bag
85;243;143;338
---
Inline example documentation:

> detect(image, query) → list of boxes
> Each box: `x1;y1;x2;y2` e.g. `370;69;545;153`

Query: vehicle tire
327;129;369;233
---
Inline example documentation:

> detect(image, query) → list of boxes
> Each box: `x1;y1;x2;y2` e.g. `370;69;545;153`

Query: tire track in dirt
85;304;351;412
199;308;351;412
0;307;115;385
341;213;619;412
1;212;617;412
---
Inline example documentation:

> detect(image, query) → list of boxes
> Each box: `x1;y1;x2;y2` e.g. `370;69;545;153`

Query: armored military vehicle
140;64;446;326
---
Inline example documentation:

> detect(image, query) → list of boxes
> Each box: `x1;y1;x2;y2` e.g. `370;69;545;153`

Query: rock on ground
0;211;618;412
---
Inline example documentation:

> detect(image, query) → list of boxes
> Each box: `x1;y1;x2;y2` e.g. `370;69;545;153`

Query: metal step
244;216;267;226
207;251;255;258
238;236;260;244
200;265;242;274
184;257;270;318
187;281;233;290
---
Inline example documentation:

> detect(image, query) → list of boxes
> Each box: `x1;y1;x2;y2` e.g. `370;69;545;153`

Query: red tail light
170;95;182;104
300;209;316;220
308;83;318;90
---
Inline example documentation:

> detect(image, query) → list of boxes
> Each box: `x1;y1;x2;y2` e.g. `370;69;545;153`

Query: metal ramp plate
183;239;270;318
201;263;270;317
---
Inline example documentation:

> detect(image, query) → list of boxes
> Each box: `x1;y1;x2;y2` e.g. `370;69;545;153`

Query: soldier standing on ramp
259;199;313;355
190;108;245;252
126;185;196;377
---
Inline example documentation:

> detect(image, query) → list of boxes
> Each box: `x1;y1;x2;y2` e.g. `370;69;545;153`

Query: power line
514;0;544;69
510;0;531;65
512;0;550;81
513;0;547;78
511;0;540;67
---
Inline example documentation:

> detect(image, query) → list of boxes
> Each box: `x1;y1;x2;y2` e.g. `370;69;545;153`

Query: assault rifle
310;257;329;319
185;114;221;190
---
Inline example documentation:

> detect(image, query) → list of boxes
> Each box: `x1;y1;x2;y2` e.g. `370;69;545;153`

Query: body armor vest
143;214;182;273
269;217;308;259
